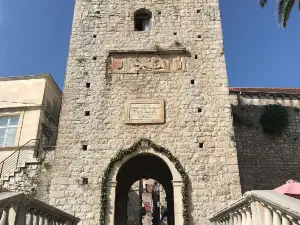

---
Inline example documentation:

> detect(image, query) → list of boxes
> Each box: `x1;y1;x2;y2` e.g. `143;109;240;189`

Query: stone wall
1;149;55;202
48;0;241;224
2;163;40;194
127;181;140;225
230;93;300;193
34;150;56;203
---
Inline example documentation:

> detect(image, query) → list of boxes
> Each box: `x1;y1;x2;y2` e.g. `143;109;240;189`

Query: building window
134;9;152;31
0;116;19;147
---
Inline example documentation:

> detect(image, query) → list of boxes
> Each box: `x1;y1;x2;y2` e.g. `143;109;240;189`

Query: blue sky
0;0;299;89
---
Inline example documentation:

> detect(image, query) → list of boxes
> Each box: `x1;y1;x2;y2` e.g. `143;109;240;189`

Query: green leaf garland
99;138;189;225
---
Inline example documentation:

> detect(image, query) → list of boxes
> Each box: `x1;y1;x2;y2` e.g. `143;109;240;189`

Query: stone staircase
209;190;300;225
0;139;42;190
0;192;79;224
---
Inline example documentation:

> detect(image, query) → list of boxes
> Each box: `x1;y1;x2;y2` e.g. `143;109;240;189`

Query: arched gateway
100;139;187;225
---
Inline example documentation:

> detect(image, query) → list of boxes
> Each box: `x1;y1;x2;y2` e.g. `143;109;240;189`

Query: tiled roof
229;87;300;95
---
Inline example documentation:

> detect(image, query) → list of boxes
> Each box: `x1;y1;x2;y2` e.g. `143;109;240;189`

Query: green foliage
260;0;268;8
43;162;52;170
260;104;289;136
260;0;299;28
277;0;295;28
99;138;189;225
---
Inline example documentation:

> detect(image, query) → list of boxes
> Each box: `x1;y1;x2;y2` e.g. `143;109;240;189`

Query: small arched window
134;9;152;31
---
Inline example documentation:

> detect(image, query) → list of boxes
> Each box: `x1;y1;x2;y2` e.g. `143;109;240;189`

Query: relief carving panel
109;54;185;74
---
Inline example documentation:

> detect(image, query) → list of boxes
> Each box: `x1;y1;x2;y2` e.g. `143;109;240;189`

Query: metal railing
0;192;79;224
0;139;41;180
209;190;300;225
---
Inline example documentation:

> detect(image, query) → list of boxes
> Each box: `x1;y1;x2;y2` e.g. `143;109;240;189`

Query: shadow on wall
232;105;300;193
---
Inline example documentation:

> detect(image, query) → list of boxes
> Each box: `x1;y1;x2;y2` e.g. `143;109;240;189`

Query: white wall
0;78;46;108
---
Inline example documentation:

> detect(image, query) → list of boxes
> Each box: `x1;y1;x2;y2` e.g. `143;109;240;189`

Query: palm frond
276;0;285;26
260;0;268;8
276;0;295;28
283;0;295;27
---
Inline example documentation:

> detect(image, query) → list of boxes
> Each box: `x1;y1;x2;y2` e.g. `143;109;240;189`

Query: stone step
0;159;42;183
25;158;39;164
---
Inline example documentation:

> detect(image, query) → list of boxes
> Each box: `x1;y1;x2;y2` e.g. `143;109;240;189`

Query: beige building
0;74;61;182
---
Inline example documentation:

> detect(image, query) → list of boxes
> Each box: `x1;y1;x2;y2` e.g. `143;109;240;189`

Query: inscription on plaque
130;103;161;120
124;99;164;124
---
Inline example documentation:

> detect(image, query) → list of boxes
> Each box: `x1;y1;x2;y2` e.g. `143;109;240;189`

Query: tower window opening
82;177;88;184
134;9;152;31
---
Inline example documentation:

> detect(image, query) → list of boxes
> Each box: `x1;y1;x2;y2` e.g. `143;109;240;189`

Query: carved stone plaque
124;99;165;124
109;54;185;74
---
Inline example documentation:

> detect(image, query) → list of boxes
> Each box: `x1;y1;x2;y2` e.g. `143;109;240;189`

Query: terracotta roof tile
229;87;300;95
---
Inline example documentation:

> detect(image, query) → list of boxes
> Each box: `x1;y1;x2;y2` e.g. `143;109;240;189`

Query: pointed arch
99;138;189;225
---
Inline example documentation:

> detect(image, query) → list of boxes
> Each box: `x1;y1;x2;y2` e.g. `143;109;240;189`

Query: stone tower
49;0;241;224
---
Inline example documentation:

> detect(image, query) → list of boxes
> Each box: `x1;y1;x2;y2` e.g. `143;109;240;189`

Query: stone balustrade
209;190;300;225
0;192;79;225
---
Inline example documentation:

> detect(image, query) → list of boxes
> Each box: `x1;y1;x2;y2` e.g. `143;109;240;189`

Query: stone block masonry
1;150;55;202
231;93;300;193
48;0;241;224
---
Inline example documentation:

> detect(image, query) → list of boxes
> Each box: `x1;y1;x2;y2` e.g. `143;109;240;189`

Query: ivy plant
260;104;289;136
